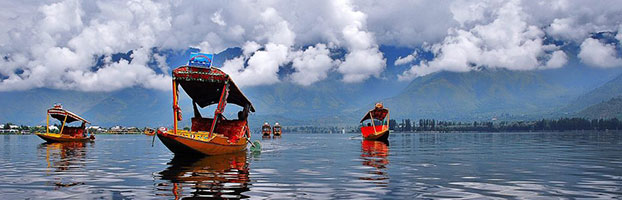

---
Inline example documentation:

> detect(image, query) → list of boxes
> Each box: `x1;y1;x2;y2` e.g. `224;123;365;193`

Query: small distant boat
35;104;95;143
262;122;272;137
273;122;282;136
157;52;255;156
360;103;390;141
143;127;156;136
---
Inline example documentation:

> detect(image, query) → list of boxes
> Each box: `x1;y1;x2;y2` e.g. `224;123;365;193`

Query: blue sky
1;0;622;92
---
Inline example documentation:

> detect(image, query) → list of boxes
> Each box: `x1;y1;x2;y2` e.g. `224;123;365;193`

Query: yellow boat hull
35;132;94;143
157;130;247;156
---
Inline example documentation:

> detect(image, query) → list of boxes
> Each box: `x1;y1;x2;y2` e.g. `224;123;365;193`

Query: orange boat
261;122;271;137
35;104;95;143
157;53;255;156
360;103;390;141
143;127;156;136
273;122;282;137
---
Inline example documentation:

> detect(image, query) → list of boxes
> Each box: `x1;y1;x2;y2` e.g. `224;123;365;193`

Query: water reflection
157;151;250;199
39;142;88;172
360;140;389;185
38;142;90;188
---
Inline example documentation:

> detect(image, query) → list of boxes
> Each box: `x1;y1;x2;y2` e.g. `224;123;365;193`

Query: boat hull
157;130;247;156
361;128;390;141
35;133;94;143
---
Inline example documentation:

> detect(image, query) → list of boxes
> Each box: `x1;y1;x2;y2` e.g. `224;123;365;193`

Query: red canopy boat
157;55;255;156
35;104;95;143
261;122;271;137
360;103;390;141
273;122;282;137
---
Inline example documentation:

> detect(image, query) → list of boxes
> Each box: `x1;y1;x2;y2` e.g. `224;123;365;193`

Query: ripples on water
0;132;621;199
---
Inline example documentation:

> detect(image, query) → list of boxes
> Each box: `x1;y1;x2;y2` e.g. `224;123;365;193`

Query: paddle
151;132;156;147
249;140;261;152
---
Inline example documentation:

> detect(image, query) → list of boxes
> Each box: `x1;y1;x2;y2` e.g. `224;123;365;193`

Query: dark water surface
1;132;621;199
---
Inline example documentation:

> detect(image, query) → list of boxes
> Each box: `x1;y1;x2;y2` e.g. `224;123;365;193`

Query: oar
151;128;158;147
249;139;261;152
151;132;156;147
245;128;261;152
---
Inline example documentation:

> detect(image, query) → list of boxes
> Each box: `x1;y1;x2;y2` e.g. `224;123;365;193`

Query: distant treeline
389;118;622;132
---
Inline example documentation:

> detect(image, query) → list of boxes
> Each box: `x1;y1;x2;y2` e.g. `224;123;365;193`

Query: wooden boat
261;122;271;137
273;122;282;136
35;104;95;143
143;127;156;136
360;103;390;141
157;53;255;156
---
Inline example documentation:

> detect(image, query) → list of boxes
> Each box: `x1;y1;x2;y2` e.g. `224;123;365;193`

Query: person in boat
237;109;248;121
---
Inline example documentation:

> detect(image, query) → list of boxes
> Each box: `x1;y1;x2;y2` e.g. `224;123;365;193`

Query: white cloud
578;38;622;68
545;50;568;69
333;0;386;83
242;41;261;57
547;18;590;42
399;0;568;81
2;0;622;91
394;51;417;66
210;10;226;26
221;43;288;87
0;0;173;92
450;0;497;27
289;44;336;86
616;26;622;42
39;0;83;34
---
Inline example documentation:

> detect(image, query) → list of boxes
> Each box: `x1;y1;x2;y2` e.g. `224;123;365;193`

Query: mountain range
578;97;622;119
1;47;621;128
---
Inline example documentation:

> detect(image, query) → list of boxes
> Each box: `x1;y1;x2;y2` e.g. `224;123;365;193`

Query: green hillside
563;73;622;113
380;69;577;121
577;96;622;119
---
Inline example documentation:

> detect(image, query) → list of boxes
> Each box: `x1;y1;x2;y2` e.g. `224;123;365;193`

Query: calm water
1;132;621;199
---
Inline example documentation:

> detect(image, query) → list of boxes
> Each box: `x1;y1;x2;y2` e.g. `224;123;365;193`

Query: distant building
0;129;18;134
110;126;123;132
88;126;106;133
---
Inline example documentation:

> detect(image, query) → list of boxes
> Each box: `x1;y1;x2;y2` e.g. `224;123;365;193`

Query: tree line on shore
4;117;621;134
389;117;622;132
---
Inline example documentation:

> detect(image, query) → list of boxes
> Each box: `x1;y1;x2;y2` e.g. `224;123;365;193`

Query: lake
1;132;621;199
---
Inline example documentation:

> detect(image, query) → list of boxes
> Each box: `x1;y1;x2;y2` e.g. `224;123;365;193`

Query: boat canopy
47;106;90;124
360;108;389;123
172;66;255;112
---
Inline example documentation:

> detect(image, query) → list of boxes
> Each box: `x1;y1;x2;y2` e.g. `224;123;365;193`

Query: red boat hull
361;125;390;141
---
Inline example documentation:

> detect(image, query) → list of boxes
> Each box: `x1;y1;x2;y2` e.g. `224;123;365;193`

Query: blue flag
189;52;214;67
